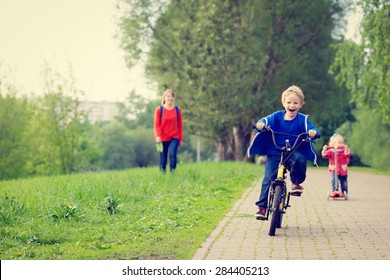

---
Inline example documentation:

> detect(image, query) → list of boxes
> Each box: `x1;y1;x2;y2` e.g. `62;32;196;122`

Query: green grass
0;161;261;260
348;166;390;176
312;165;390;176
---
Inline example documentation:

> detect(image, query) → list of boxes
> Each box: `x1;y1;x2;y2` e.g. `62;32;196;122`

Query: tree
331;0;390;123
115;90;157;129
348;108;390;171
99;122;136;170
26;67;88;175
130;126;159;167
136;99;160;128
0;84;32;179
329;0;389;170
119;0;348;160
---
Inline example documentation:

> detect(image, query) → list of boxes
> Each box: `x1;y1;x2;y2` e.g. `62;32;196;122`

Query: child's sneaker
291;183;304;196
255;207;267;220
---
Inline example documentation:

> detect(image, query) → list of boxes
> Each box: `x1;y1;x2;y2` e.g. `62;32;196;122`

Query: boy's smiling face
282;92;304;120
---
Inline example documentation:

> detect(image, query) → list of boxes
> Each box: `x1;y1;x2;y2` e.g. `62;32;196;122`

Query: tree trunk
215;140;226;161
232;125;252;162
214;136;234;161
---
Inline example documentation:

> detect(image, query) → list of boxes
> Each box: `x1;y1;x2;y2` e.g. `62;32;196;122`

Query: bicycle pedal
290;192;301;197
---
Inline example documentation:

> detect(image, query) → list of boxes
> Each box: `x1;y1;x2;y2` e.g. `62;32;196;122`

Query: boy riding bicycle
247;85;320;220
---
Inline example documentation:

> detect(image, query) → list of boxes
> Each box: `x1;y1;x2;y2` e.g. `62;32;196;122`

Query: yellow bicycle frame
277;164;285;179
276;164;287;211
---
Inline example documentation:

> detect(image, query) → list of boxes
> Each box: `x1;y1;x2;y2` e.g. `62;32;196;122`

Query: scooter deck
328;190;347;200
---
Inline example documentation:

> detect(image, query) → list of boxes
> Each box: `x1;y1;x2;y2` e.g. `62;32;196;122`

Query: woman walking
154;89;183;172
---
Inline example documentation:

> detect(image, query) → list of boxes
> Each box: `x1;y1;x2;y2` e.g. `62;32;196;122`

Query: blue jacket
247;110;320;165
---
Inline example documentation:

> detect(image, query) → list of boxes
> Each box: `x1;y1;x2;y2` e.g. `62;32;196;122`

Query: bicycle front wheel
269;184;283;236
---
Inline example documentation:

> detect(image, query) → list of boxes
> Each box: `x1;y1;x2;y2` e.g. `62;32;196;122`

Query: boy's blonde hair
281;85;305;103
161;89;175;105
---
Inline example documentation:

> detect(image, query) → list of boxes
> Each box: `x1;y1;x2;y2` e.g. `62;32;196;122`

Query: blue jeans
160;138;179;172
255;151;307;209
331;173;348;193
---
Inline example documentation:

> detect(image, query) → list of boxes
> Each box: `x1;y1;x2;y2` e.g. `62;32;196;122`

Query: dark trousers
160;138;179;172
256;151;307;209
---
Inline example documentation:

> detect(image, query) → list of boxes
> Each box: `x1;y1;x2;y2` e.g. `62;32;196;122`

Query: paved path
193;169;390;260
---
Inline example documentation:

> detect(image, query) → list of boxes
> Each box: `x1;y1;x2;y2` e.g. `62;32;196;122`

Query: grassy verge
312;165;390;176
348;166;390;176
0;161;261;260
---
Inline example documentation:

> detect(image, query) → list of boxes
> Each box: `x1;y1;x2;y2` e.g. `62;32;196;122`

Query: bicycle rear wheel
269;184;283;236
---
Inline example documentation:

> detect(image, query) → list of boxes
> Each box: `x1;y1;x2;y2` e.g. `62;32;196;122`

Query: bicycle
253;125;319;236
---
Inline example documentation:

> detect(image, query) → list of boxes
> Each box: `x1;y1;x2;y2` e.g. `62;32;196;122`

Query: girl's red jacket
322;146;351;176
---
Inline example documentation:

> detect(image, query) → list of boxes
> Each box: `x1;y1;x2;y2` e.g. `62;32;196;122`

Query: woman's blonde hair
162;89;175;105
281;85;305;103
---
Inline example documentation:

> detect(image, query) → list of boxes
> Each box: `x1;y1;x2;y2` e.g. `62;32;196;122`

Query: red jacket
322;145;351;176
154;106;183;143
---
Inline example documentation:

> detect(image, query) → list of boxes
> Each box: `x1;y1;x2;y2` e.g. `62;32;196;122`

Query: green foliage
115;90;153;129
187;134;216;161
131;126;159;167
75;124;102;172
1;68;36;179
0;84;32;179
99;122;135;170
0;161;260;259
99;122;159;169
328;0;390;167
136;100;160;128
119;0;348;160
349;108;390;171
4;1;385;182
24;67;92;176
331;0;390;123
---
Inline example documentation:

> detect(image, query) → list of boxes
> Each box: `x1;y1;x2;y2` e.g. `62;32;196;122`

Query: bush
349;108;390;171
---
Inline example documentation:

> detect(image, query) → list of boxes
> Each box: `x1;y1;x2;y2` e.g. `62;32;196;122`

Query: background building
80;101;119;123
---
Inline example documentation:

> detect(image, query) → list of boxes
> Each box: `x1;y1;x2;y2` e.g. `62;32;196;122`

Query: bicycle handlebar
252;124;320;152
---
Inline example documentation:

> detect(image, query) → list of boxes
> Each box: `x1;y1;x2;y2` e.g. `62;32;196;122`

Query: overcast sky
0;0;362;102
0;0;157;102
